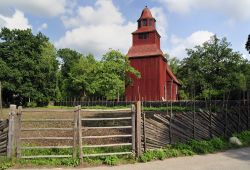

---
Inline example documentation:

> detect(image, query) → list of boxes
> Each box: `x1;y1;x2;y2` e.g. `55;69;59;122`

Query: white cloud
0;9;31;30
157;0;250;21
62;0;124;28
168;31;214;59
56;0;136;58
0;0;67;17
151;7;168;39
37;23;48;32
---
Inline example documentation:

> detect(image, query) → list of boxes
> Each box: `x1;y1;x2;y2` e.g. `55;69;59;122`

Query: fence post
7;104;16;158
131;104;136;155
247;91;249;129
224;104;228;137
135;101;142;157
16;106;22;158
142;112;147;152
77;105;83;163
192;111;195;139
209;111;212;138
73;107;78;158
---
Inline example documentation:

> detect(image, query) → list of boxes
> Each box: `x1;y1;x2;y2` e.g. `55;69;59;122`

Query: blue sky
0;0;249;60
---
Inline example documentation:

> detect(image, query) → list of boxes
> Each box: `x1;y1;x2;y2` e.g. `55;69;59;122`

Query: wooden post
247;91;249;129
16;106;22;158
192;110;195;139
77;105;83;163
73;107;78;158
169;113;172;144
131;104;136;155
142;112;147;152
209;111;212;138
224;103;228;137
238;108;241;133
7;104;16;158
135;101;142;157
0;81;2;115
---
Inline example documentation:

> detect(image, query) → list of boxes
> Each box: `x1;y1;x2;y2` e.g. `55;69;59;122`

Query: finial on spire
145;5;148;8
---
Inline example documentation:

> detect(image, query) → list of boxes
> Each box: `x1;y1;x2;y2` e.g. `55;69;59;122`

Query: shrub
26;101;37;108
103;156;119;166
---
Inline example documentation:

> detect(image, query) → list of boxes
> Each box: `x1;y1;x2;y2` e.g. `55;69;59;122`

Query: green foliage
56;49;140;100
188;140;215;154
18;158;79;167
246;34;250;54
178;35;249;100
103;156;119;165
234;131;250;146
0;157;13;170
26;101;37;108
0;28;58;105
140;131;250;163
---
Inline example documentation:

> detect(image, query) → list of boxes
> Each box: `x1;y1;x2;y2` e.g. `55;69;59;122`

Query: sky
0;0;249;60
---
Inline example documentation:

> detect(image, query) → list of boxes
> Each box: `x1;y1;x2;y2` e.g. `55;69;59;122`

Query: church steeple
127;6;162;58
137;6;156;29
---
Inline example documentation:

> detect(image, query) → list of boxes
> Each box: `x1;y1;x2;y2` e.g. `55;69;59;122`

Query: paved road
11;147;250;170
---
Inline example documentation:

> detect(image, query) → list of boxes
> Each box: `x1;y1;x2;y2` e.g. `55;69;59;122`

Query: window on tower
142;19;147;26
149;19;153;26
138;33;149;39
138;21;141;28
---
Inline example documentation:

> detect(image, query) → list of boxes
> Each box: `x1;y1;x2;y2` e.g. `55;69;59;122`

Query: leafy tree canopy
178;35;248;100
0;28;58;105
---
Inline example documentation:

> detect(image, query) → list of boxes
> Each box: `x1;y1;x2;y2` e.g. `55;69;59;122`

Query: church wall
125;56;161;101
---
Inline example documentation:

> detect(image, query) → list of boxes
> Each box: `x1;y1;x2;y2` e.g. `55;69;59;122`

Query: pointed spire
138;6;154;20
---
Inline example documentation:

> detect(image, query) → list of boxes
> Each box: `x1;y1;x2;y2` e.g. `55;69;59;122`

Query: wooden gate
78;106;136;161
16;108;78;159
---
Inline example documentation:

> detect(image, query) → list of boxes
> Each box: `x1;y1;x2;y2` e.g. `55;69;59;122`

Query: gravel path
11;147;250;170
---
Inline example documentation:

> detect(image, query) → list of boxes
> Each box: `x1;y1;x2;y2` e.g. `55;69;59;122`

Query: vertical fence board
136;101;142;157
77;105;83;162
16;106;22;158
131;104;136;155
7;104;16;158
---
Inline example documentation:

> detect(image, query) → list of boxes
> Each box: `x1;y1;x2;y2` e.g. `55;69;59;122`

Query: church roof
166;64;181;85
127;44;163;58
132;27;157;34
139;6;154;20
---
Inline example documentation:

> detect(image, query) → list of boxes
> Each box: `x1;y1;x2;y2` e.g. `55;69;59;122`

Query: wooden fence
3;101;250;159
6;105;136;159
0;119;8;156
140;102;250;151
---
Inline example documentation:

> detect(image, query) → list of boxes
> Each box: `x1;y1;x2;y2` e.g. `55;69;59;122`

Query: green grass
139;130;250;163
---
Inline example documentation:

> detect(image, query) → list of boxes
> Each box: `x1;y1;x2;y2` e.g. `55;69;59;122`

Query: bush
26;102;37;108
103;156;119;166
0;157;13;170
234;131;250;146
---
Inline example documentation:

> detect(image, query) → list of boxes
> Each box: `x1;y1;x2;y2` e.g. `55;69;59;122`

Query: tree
178;35;247;100
246;34;250;53
0;28;58;105
98;50;140;100
57;48;82;98
69;54;101;99
164;54;181;75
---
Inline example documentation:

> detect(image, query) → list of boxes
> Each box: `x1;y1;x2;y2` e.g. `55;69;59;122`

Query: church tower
125;7;180;101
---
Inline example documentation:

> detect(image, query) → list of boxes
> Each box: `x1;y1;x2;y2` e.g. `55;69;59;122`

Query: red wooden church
125;7;180;101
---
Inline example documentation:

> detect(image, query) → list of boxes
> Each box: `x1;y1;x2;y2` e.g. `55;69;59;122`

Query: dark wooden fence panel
141;103;250;151
0;119;8;156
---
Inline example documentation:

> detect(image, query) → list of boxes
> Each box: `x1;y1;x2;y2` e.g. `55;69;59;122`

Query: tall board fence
1;101;250;159
140;101;250;151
